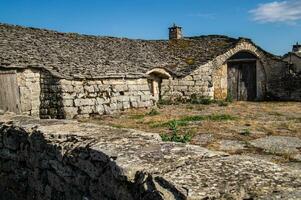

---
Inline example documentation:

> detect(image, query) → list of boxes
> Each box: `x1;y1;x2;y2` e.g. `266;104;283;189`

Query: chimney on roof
292;42;301;53
169;24;183;40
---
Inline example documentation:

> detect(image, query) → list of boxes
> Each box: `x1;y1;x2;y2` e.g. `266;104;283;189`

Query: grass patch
152;114;237;128
147;108;160;116
225;93;233;103
268;111;285;117
239;129;252;136
111;124;126;129
129;114;145;120
160;133;192;143
190;94;214;105
181;114;236;122
217;101;229;107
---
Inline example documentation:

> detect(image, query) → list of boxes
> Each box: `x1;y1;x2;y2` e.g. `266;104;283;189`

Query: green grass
111;124;126;129
217;101;229;107
160;133;192;143
129;114;145;120
147;108;160;116
240;129;252;136
150;114;237;128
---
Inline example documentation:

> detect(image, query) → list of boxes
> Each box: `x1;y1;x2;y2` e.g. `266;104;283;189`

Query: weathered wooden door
227;61;256;101
0;70;20;113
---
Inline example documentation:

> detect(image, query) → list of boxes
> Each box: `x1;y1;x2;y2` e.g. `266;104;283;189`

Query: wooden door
0;70;20;113
227;61;256;101
227;63;239;100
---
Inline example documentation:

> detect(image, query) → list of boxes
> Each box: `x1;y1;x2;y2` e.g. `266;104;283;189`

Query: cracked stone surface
0;113;300;200
218;140;247;152
250;136;301;161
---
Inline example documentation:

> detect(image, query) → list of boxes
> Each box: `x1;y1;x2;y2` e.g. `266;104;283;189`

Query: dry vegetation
83;102;300;139
81;101;301;164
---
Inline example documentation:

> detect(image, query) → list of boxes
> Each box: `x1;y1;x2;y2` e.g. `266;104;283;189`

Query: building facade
0;23;297;119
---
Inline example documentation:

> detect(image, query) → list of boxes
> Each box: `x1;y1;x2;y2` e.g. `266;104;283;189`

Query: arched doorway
146;68;171;100
227;51;258;101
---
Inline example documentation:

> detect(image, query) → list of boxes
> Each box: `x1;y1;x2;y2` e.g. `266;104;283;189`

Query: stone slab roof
284;52;301;59
0;23;277;79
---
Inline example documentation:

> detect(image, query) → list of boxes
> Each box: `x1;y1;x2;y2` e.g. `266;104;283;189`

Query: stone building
281;43;301;100
283;42;301;73
0;23;291;119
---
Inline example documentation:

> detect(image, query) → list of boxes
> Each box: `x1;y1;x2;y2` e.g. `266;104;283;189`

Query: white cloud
250;0;301;24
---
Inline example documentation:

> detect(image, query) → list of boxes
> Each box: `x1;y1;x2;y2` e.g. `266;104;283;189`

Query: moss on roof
0;23;274;79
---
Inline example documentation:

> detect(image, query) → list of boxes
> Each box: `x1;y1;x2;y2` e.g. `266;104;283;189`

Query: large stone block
62;99;74;107
79;106;93;114
84;85;95;93
178;80;195;86
74;99;96;107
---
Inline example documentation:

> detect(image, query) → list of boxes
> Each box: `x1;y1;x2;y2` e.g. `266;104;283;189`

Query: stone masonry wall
59;78;154;119
17;69;41;117
161;41;288;101
161;63;213;101
40;72;64;119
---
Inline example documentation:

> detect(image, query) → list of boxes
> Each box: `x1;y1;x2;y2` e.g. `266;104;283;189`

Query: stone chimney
292;42;301;53
169;24;183;40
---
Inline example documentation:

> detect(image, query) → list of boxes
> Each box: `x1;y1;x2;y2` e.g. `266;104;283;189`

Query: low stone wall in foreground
0;114;300;200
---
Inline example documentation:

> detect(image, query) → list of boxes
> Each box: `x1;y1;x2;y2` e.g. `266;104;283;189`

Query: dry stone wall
16;69;41;117
59;78;154;119
40;72;64;119
161;64;214;101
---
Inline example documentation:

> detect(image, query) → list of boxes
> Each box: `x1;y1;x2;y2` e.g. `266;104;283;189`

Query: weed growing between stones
225;93;233;102
239;129;252;136
160;120;192;143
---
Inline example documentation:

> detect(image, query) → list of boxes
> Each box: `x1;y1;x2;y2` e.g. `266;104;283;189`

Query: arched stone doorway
227;51;257;101
213;50;267;101
146;68;171;100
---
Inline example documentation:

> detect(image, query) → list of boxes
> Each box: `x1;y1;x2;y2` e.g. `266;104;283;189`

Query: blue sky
0;0;301;55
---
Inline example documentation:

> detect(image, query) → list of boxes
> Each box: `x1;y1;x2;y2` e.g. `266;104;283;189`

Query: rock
218;140;247;152
250;136;301;160
0;114;300;200
191;133;214;146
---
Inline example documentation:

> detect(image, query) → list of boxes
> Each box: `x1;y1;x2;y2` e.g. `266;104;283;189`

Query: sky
0;0;301;55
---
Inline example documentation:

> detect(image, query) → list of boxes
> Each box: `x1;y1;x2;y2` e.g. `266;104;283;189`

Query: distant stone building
0;23;295;119
281;43;301;100
283;42;301;73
